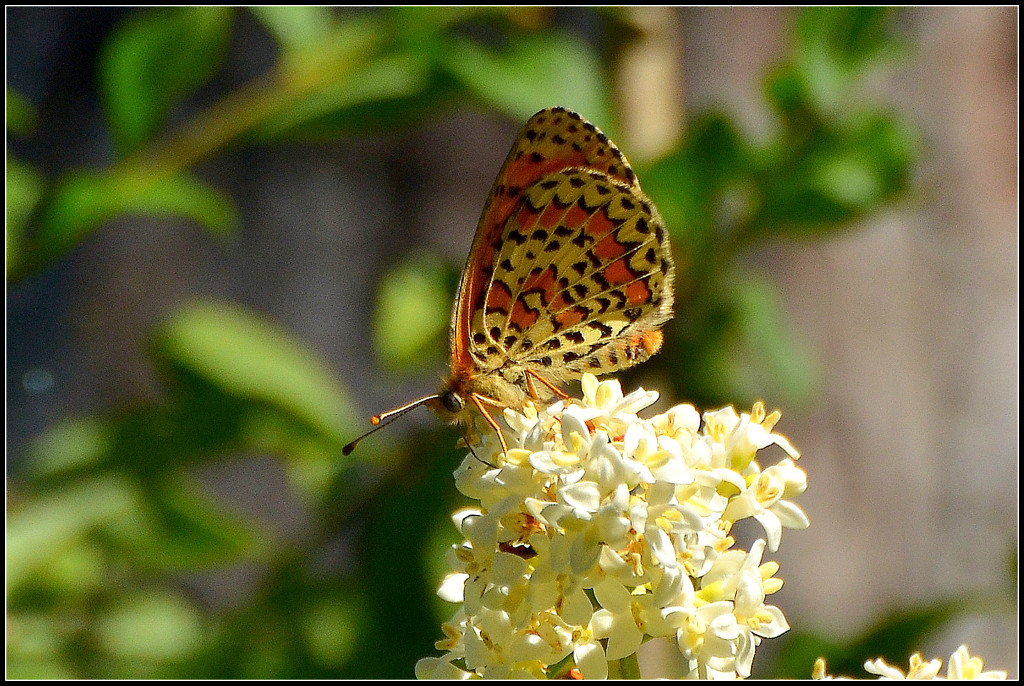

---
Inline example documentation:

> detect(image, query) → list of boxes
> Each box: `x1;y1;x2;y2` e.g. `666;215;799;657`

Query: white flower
722;457;810;551
864;654;943;680
814;645;1008;680
419;375;806;679
946;645;1008;680
866;647;1009;681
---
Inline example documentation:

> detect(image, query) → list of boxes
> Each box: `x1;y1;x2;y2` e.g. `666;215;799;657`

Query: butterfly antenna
342;394;440;455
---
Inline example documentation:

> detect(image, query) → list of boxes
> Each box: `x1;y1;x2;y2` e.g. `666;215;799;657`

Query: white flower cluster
416;374;809;679
813;645;1008;680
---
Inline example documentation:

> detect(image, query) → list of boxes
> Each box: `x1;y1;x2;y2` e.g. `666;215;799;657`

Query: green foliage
441;30;610;124
99;7;233;153
642;6;918;407
7;6;941;680
31;171;236;271
6;86;38;135
371;255;457;374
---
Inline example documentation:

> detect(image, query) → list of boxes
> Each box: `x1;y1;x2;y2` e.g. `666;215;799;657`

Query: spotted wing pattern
450;107;674;404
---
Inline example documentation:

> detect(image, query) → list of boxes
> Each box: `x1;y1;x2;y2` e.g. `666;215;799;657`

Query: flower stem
608;653;642;679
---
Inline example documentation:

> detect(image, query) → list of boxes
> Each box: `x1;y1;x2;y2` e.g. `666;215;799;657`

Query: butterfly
344;107;675;456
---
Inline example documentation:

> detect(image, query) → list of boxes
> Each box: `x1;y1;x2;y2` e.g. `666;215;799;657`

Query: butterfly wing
474;167;674;391
450;107;674;408
450;107;645;379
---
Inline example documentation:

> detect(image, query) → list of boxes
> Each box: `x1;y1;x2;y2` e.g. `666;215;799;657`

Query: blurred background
6;7;1017;679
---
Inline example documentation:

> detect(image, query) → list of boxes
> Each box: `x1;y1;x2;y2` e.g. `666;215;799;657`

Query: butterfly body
344;107;674;456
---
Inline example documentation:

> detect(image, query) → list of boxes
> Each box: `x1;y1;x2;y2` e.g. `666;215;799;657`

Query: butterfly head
342;379;475;456
424;387;467;422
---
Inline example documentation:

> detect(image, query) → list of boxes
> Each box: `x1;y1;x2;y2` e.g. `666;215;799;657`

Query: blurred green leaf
153;301;354;443
391;6;497;39
348;430;465;678
101;477;271;569
255;53;433;141
442;30;610;125
644;112;749;247
7;476;141;591
23;417;115;480
372;256;452;374
763;62;813;123
100;7;233;152
33;172;123;261
243;11;449;141
27;541;108;600
794;7;903;116
662;272;819;409
7;613;80;679
7;86;38;136
94;591;205;662
6;155;45;279
300;593;363;668
250;6;338;56
124;173;238;234
32;171;236;271
748;115;916;239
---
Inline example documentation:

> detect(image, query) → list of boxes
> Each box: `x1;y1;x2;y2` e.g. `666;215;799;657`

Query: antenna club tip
371;415;382;425
342;443;356;455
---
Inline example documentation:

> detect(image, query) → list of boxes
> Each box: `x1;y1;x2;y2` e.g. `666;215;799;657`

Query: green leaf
32;171;236;269
6;476;141;591
372;256;452;374
100;7;233;152
22;417;115;480
748;112;916;239
153;301;355;443
768;601;965;678
793;7;904;118
6;155;45;279
101;477;270;569
125;173;238;235
665;275;817;408
6;613;80;679
249;6;337;56
254;53;433;141
720;277;818;406
33;172;123;262
6;87;38;136
300;593;364;667
94;591;205;662
644;112;748;246
441;30;610;126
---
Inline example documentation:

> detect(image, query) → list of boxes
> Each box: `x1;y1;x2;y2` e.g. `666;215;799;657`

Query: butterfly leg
524;368;571;401
470;393;511;456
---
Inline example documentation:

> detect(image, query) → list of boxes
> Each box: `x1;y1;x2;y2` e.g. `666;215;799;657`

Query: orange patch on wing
486;280;514;313
638;329;663;354
509;298;540;330
522;266;556;293
624;279;653;305
563;203;590;232
549;291;572;311
585;209;615;237
621;329;663;363
525;266;565;310
603;258;635;286
539;201;565;230
593;233;627;260
516;203;541;232
555;306;587;328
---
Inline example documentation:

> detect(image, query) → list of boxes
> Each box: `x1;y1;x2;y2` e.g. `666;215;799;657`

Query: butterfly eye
442;391;465;414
